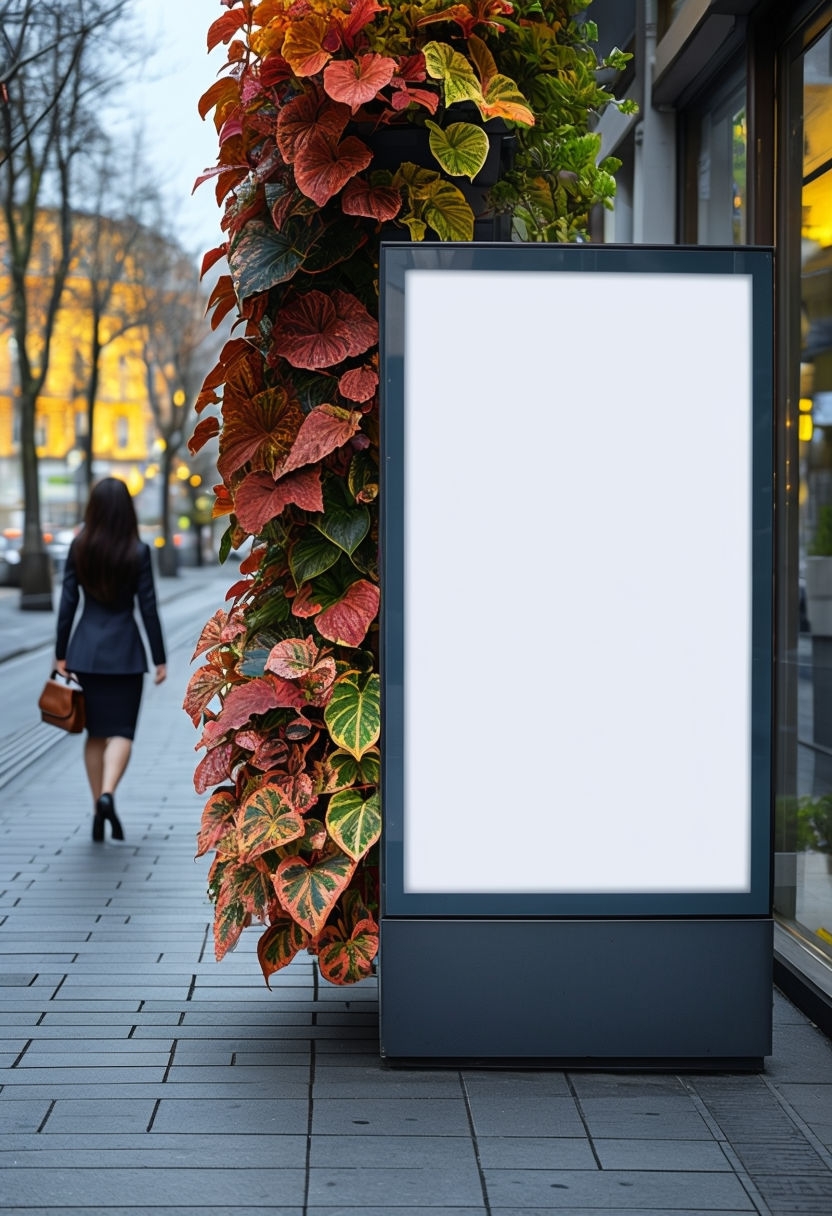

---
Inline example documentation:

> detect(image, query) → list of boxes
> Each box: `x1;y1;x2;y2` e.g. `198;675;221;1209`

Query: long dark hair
73;477;141;604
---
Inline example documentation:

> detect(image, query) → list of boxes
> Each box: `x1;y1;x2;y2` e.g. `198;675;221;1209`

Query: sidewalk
2;580;832;1212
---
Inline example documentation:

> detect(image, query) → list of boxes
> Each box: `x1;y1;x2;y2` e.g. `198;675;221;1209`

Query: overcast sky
118;1;227;257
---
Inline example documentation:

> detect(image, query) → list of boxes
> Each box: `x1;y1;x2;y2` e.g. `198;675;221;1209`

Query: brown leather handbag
38;671;86;733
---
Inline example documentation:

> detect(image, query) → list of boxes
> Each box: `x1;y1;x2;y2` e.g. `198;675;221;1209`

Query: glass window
786;25;832;964
696;86;747;245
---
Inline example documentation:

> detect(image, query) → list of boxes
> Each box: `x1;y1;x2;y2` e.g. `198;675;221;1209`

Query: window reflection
696;89;746;245
796;27;832;956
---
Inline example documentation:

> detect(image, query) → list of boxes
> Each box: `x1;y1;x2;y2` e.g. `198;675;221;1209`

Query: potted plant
806;503;832;635
185;0;633;984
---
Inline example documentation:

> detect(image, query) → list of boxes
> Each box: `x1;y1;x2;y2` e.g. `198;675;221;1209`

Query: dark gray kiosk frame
379;243;774;1067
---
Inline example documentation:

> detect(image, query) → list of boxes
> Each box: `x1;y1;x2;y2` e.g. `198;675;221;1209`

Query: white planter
806;556;832;636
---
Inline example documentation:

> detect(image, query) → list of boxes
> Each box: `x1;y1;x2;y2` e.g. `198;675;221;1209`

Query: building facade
592;0;832;1025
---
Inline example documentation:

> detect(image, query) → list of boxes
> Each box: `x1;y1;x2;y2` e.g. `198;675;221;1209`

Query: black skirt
75;673;144;740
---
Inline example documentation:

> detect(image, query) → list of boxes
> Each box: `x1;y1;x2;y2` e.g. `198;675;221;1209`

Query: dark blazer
56;540;166;675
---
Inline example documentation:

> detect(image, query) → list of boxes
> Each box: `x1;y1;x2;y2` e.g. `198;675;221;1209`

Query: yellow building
0;209;167;528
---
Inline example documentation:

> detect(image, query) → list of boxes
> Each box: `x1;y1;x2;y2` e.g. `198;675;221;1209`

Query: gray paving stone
482;1167;755;1209
307;1164;483;1206
0;1210;302;1215
44;1098;157;1133
731;1140;830;1174
462;1071;572;1096
592;1138;732;1171
0;1098;51;1131
466;1093;585;1138
568;1072;689;1097
0;1132;307;1165
0;1167;306;1207
307;1210;485;1216
0;1066;167;1085
753;1171;832;1212
774;1082;832;1145
312;1065;463;1099
312;1097;470;1136
475;1136;598;1169
309;1134;476;1168
150;1097;309;1134
16;1050;171;1067
577;1096;715;1141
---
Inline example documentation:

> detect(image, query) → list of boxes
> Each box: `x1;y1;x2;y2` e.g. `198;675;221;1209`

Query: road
0;564;232;789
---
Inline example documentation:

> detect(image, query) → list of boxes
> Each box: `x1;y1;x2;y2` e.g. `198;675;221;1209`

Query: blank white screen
403;269;753;894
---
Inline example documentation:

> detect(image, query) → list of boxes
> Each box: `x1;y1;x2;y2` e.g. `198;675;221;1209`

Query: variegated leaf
326;789;381;862
324;671;380;759
257;917;310;986
322;747;380;793
237;781;306;862
196;787;239;859
273;850;355;936
317;915;379;984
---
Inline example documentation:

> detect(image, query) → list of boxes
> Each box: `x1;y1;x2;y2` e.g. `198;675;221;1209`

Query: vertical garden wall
185;0;631;983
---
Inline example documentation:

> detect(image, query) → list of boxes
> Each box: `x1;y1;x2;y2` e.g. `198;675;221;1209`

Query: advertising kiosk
379;244;774;1066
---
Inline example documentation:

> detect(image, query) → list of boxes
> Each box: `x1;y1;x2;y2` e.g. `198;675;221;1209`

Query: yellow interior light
189;474;202;488
176;465;190;481
799;415;814;442
799;397;813;412
153;536;165;548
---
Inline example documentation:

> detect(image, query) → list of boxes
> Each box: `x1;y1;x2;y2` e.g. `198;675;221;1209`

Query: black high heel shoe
95;793;124;841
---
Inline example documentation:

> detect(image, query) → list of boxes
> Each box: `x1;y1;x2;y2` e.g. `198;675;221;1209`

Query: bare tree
133;230;217;576
68;140;160;496
0;0;130;608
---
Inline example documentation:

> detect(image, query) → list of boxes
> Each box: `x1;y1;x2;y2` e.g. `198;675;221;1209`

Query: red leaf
341;176;402;222
194;741;234;794
184;656;232;725
323;54;397;111
294;132;372;207
201;243;228;278
207;9;249;52
338;367;378;403
218;387;304;480
188;415;220;456
235;466;324;533
332;290;377;358
273;291;351;370
198;77;240;123
276;88;350;164
282;404;362;474
219;674;308;731
191;610;229;662
342;0;387;44
316;579;380;646
206;273;238;331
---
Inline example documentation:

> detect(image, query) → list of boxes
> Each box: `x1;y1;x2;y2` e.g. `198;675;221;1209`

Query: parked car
0;532;22;586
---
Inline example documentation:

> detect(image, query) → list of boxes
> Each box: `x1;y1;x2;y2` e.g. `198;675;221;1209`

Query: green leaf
326;789;381;861
290;531;341;587
228;219;310;299
274;850;356;936
314;500;370;556
326;746;380;792
219;525;233;564
425;120;489;181
423;41;484;108
238;782;306;862
423;179;475;241
324;670;380;760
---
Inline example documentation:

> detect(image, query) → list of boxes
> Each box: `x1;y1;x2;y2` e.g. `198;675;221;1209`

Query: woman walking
55;478;167;842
